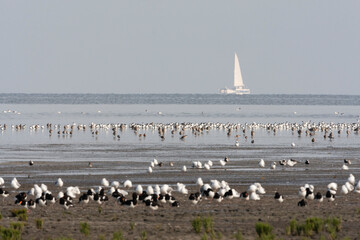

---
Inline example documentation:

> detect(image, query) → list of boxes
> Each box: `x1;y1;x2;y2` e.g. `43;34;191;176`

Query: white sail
234;53;244;88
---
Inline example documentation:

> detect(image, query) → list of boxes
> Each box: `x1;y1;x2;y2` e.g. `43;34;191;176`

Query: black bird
171;201;180;207
305;160;310;165
29;160;34;166
344;159;351;165
297;199;307;207
325;190;335;201
274;192;284;202
240;191;249;200
314;192;323;202
79;193;90;204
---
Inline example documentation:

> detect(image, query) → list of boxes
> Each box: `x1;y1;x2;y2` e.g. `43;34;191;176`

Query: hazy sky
1;1;359;94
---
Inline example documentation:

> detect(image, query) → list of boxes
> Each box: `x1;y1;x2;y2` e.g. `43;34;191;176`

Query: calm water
0;94;359;185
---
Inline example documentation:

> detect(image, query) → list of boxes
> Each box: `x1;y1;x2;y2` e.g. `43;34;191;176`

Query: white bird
55;178;63;187
255;183;266;194
342;164;349;170
57;191;64;199
161;184;172;195
286;159;297;167
101;178;109;187
182;166;187;172
207;160;213;167
259;159;265;168
347;174;355;185
218;188;227;197
11;178;21;189
210;180;221;191
219;159;226;166
111;181;120;188
27;187;35;196
150;161;155;168
298;187;306;198
235;141;240;147
153;158;158;166
341;185;349;195
0;177;4;186
196;177;203;187
148;166;153;174
40;183;48;192
248;184;257;193
231;189;240;198
204;163;210;170
177;183;188;194
345;182;354;192
327;182;338;195
34;184;43;198
66;186;78;199
123;180;132;188
136;185;143;195
154;185;161;195
220;180;229;189
291;142;296;147
270;162;276;170
146;186;154;195
250;192;260;200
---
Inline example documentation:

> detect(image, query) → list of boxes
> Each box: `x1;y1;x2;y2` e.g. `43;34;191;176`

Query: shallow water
0;94;360;188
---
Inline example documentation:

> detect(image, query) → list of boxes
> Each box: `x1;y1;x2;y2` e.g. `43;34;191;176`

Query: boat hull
220;88;250;95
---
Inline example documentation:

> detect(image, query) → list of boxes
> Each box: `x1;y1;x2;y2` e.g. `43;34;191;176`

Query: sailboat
220;53;250;95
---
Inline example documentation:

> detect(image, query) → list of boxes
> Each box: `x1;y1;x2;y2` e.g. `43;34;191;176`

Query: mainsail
234;53;244;88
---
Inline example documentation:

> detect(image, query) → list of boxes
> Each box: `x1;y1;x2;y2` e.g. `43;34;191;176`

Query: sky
1;1;360;94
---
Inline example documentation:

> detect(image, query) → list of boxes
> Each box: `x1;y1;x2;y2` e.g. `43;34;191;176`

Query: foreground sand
1;182;360;240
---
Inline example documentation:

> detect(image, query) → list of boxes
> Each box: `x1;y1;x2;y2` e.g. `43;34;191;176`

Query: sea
0;93;360;186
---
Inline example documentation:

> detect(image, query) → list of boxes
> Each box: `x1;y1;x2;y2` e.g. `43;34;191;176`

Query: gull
55;178;64;188
219;159;226;167
270;162;276;170
347;174;355;185
11;178;21;189
123;180;132;188
0;177;5;186
101;178;109;187
259;159;265;168
136;185;143;195
196;177;203;187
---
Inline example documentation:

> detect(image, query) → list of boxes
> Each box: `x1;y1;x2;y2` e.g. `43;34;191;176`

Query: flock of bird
1;160;360;211
1;120;360;144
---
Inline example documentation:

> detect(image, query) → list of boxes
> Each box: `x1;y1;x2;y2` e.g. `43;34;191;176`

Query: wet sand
0;123;360;239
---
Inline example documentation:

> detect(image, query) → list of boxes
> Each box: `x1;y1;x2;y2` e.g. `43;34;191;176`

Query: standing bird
55;178;64;188
11;178;21;189
29;160;34;166
270;162;276;170
314;192;323;203
101;178;109;187
259;159;265;168
274;192;284;203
